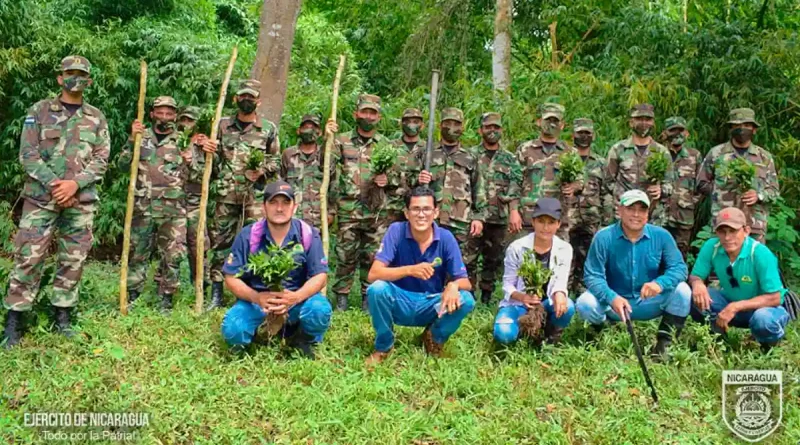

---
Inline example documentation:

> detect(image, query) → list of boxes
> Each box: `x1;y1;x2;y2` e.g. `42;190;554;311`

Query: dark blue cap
263;180;295;202
531;198;561;220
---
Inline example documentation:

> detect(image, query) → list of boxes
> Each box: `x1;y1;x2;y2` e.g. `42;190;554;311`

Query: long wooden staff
319;55;346;297
119;60;147;315
195;46;238;313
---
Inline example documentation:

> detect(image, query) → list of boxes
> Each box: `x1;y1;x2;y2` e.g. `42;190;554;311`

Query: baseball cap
664;116;687;130
531;198;562;220
402;108;423;119
179;106;201;121
714;207;747;231
61;55;91;74
300;114;321;126
573;117;594;132
540;103;565;121
620;189;651;207
480;112;502;127
630;103;655;118
441;107;464;123
263;180;295;202
153;96;178;109
357;94;382;112
727;108;760;127
237;79;261;97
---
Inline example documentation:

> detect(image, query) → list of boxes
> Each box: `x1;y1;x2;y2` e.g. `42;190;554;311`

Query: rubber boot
127;290;140;308
544;321;564;345
287;329;317;360
651;313;686;362
206;282;224;311
160;293;174;314
54;307;74;338
2;310;23;349
335;294;348;311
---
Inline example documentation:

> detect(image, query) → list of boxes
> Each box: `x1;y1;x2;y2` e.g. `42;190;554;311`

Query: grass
0;259;798;444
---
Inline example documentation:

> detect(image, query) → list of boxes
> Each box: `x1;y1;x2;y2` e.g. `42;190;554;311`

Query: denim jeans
221;293;332;347
493;299;575;344
699;288;790;344
576;282;692;325
366;280;475;352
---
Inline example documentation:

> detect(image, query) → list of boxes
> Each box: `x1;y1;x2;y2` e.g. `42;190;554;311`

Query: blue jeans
366;280;475;352
576;282;691;325
493;300;575;344
221;293;332;347
699;288;790;344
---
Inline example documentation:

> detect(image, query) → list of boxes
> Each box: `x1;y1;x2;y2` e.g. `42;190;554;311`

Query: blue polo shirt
691;236;786;303
374;222;467;294
222;219;328;292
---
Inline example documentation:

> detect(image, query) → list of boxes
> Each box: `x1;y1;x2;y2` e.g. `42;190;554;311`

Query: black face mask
237;99;257;114
731;127;754;145
155;120;174;133
573;134;592;148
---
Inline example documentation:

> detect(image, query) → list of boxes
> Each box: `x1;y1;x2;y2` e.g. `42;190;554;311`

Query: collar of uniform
147;128;179;145
437;143;464;154
404;221;442;241
228;116;262;130
613;221;652;241
49;98;92;115
260;219;302;248
620;136;654;149
724;140;758;156
670;145;689;158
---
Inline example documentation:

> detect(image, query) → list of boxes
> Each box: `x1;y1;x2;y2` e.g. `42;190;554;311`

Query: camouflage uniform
179;106;211;284
408;108;487;288
209;80;280;283
469;112;521;300
332;94;400;308
661;117;701;257
280;114;336;228
697;108;779;243
606;104;674;226
118;96;192;296
5;56;110;311
388;108;426;222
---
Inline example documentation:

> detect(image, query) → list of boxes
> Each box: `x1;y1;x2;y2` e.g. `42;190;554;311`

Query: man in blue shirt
220;181;332;358
690;207;790;352
365;187;475;364
577;189;691;360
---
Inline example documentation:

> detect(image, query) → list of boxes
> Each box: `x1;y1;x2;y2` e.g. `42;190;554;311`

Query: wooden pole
549;21;558;69
683;0;689;33
119;60;147;315
319;55;346;297
195;46;238;314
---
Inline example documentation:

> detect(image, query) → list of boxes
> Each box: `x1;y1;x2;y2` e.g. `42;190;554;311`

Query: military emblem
722;370;782;443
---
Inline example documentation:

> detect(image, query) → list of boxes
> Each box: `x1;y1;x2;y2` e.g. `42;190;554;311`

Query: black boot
335;294;348;311
3;310;23;349
361;294;369;312
760;341;778;354
128;290;140;307
544;322;564;345
584;323;605;344
160;293;174;314
206;282;224;311
287;329;317;360
54;307;74;338
480;288;493;305
651;313;686;362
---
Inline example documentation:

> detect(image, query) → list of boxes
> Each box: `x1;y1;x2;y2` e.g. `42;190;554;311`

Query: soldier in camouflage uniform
569;118;612;295
409;107;487;290
515;103;581;241
470;112;522;303
388;108;426;222
330;94;400;311
205;79;280;309
3;56;110;348
121;96;194;312
280;114;336;228
659;116;701;257
697;108;779;243
606;103;674;226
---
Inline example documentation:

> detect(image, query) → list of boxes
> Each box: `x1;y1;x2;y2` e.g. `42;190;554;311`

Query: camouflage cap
357;94;382;112
300;113;321;127
480;112;502;127
236;79;261;97
540;103;565;120
664;116;687;130
61;55;91;74
727;107;760;127
441;107;464;123
178;106;202;121
620;189;651;208
153;96;178;109
630;103;655;118
573;117;594;132
401;108;423;119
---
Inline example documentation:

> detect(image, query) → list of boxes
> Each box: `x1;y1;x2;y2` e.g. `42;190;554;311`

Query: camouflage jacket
119;129;194;201
697;141;779;234
515;138;581;222
184;134;210;199
664;146;701;228
213;116;280;204
575;151;613;228
470;144;521;225
20;98;110;204
280;144;336;227
389;137;425;214
408;143;487;229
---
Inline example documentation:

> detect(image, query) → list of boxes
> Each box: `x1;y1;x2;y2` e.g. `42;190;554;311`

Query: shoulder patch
226;253;235;265
23;116;35;127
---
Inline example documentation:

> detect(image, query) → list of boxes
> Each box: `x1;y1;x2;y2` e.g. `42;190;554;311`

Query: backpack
248;218;313;254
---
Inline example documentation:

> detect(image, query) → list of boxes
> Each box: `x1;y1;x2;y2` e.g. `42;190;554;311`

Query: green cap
441;107;464;123
620;189;651;208
540;103;565;120
61;55;91;74
630;103;655;118
480;112;502;127
573;117;594;132
402;108;423;119
664;116;687;130
153;96;178;109
357;94;382;112
727;108;760;127
179;106;201;121
300;113;321;126
236;79;261;97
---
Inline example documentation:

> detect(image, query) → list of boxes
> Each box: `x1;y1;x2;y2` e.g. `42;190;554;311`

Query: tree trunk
251;0;303;127
492;0;512;93
549;21;558;69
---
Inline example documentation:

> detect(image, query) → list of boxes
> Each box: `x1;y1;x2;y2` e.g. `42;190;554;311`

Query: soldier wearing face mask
389;108;427;222
606;103;674;226
280;114;336;229
697;108;779;243
658;116;701;257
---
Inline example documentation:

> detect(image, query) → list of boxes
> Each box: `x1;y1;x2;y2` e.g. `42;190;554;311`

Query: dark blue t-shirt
374;222;467;294
222;219;328;291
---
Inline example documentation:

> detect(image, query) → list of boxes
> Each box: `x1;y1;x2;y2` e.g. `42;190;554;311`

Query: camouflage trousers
185;197;210;284
475;223;511;302
333;214;389;301
210;201;263;283
128;198;187;296
5;200;95;311
666;225;693;259
568;224;598;297
444;224;480;291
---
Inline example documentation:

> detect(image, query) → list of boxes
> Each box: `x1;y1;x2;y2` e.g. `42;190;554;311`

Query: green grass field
1;259;798;444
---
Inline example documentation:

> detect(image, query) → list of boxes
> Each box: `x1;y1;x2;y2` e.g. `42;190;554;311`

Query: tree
252;0;303;126
492;0;512;93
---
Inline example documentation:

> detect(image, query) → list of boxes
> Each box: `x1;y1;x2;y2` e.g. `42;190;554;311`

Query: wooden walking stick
119;60;147;315
319;54;346;297
195;45;238;314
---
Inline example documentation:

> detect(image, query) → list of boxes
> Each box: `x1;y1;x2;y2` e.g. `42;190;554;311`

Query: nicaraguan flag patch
23;117;35;127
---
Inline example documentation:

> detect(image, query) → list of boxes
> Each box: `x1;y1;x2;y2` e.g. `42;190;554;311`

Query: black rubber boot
3;310;23;349
480;288;493;305
54;307;74;338
544;321;564;345
335;294;348;311
128;290;140;307
361;294;369;312
287;329;317;360
206;282;224;311
584;323;605;344
160;293;174;314
760;341;778;354
651;313;686;362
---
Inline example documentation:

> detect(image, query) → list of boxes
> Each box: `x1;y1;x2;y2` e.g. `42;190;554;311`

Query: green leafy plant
239;243;298;291
722;157;757;193
558;150;584;184
246;149;265;171
370;142;398;175
645;150;669;183
176;127;193;151
518;250;552;298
